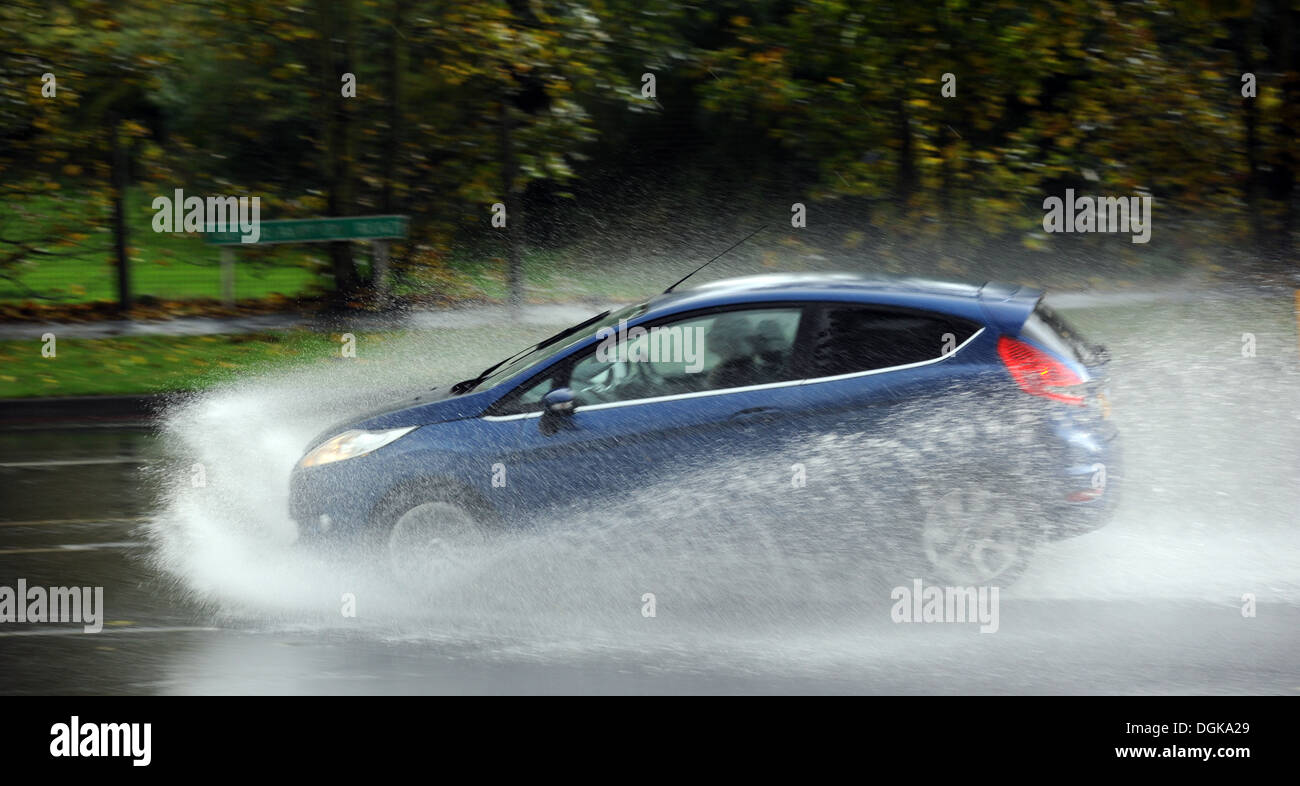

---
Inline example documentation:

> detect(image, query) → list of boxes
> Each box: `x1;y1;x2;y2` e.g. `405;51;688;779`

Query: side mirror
539;387;575;435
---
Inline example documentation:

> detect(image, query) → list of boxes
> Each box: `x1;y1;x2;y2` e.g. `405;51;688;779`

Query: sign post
372;240;391;306
220;247;235;305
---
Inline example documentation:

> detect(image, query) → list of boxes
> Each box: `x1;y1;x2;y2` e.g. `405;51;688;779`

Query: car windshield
470;302;648;391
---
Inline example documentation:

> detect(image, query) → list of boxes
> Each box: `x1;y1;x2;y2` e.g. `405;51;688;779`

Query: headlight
298;426;418;468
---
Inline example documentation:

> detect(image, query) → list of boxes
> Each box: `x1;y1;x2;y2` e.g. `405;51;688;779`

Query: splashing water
143;292;1300;665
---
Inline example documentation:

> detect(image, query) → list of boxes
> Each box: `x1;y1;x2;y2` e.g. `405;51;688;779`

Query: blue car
290;273;1120;585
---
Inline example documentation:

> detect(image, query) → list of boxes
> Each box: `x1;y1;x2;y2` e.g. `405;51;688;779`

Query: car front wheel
376;486;497;587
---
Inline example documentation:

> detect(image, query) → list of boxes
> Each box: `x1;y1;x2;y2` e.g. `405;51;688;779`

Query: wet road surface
2;290;1298;694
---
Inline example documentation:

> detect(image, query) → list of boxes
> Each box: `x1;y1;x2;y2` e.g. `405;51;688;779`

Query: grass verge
0;332;406;398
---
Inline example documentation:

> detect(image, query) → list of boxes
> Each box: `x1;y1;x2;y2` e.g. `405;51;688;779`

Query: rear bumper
1042;422;1121;540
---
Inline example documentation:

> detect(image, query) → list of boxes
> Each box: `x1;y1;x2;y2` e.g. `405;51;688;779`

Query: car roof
639;272;1041;330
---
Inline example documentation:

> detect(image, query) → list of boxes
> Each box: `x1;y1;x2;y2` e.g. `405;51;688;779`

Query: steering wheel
578;359;627;401
634;356;666;385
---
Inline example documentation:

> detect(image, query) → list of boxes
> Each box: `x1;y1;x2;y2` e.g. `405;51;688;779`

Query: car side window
805;305;980;377
505;307;804;411
512;374;558;410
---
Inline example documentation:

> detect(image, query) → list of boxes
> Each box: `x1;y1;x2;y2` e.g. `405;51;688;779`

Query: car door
780;302;987;502
482;305;812;523
793;302;986;421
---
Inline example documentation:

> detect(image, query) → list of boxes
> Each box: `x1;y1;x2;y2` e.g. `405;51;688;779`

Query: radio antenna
663;224;768;293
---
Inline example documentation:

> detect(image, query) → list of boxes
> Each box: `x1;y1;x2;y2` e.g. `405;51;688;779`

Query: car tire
835;401;1049;588
370;483;499;588
907;481;1040;587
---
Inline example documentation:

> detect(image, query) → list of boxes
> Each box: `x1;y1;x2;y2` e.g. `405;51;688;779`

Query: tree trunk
500;100;524;314
319;0;358;301
381;0;406;216
109;114;131;313
1234;14;1265;257
1270;6;1296;264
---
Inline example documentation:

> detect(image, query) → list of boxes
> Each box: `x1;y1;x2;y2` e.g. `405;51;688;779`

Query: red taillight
997;336;1085;406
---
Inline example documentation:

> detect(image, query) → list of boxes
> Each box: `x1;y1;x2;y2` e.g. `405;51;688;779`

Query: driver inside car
705;313;762;390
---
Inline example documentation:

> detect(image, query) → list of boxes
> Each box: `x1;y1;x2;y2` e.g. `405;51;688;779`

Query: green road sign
203;215;409;245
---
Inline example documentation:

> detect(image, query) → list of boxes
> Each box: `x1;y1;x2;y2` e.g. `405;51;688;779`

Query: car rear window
803;305;981;377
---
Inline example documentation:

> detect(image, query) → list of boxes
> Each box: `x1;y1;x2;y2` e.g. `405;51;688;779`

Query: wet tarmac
2;290;1298;694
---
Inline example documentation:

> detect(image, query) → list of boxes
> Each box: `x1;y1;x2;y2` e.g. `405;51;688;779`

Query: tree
0;0;165;304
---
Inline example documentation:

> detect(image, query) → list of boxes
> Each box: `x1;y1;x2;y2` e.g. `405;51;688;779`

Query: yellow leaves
937;257;965;275
1021;233;1049;252
62;164;83;177
749;48;786;66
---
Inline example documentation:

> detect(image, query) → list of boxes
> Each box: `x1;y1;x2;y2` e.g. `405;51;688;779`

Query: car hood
304;385;500;451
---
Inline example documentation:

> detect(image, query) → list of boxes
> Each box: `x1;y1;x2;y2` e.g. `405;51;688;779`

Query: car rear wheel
915;485;1038;586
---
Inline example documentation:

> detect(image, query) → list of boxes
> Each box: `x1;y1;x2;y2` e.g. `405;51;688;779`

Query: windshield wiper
450;310;610;395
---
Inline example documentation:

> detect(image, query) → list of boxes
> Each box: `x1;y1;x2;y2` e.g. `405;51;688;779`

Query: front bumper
289;462;384;544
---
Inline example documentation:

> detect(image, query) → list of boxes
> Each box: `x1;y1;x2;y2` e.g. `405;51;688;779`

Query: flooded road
2;289;1298;694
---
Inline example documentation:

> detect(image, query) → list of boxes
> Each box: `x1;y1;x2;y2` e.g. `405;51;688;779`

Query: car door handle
730;407;783;422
